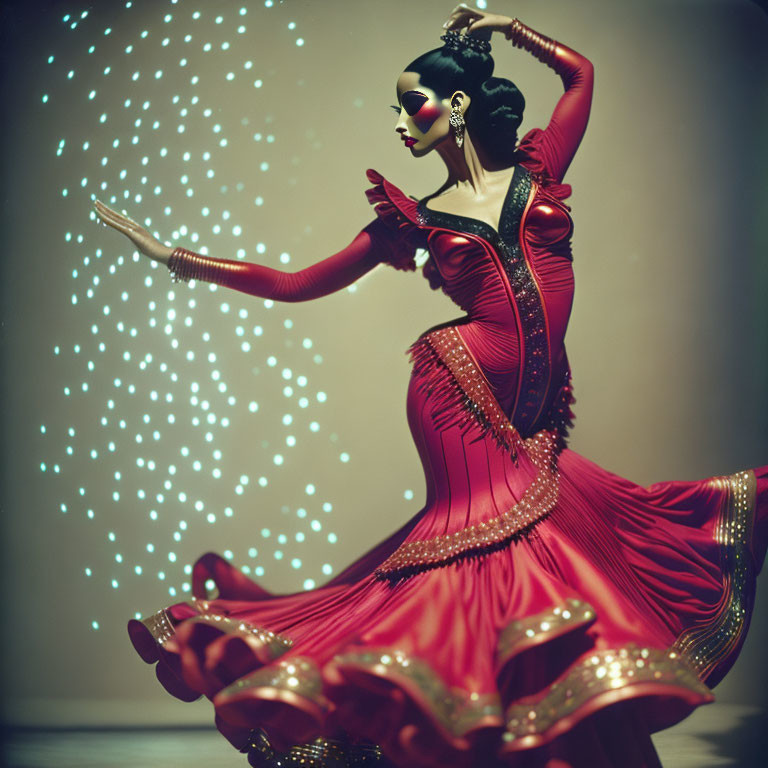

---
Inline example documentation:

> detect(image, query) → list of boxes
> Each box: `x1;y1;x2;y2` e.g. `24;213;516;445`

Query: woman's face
393;71;455;157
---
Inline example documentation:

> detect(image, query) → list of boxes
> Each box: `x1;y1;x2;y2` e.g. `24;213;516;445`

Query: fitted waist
375;424;560;579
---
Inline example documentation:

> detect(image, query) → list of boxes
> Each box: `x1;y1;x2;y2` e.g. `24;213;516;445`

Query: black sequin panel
417;165;552;437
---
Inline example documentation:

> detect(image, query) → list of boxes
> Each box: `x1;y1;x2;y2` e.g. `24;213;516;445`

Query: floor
2;704;766;767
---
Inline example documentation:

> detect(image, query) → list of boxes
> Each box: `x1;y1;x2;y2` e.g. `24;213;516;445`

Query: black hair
404;41;524;165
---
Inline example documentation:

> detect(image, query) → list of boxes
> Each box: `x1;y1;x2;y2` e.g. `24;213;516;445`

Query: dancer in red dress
94;6;768;767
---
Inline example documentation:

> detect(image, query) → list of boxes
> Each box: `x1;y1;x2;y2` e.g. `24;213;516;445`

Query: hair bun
439;34;494;86
467;76;525;158
488;104;522;127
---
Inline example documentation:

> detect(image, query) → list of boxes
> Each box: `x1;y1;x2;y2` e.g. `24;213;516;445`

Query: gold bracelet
505;17;558;67
505;17;524;41
167;246;203;283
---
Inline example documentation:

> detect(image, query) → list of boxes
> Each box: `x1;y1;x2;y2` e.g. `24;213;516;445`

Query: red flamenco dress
127;20;768;768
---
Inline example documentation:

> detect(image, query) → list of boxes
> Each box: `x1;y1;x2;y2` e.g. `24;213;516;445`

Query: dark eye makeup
401;91;429;116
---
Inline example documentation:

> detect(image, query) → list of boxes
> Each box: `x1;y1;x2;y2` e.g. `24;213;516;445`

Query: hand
93;200;174;266
442;3;512;40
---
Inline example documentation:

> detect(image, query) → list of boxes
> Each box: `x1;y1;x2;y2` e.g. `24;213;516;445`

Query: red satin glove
165;218;403;302
507;18;594;183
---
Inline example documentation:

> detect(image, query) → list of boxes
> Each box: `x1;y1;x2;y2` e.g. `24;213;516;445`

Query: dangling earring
449;105;465;148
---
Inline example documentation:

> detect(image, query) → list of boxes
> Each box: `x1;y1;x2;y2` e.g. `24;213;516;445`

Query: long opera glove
506;18;595;184
164;219;395;301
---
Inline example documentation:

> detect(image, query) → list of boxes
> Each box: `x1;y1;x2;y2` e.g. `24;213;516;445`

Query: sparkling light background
36;0;442;634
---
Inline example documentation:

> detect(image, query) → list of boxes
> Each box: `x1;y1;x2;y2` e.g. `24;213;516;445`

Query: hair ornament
440;30;491;55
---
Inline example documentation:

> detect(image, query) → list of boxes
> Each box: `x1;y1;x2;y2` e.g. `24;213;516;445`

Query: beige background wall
1;0;766;726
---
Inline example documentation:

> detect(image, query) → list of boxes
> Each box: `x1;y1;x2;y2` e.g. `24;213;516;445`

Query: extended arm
506;18;594;183
167;219;390;302
92;197;399;303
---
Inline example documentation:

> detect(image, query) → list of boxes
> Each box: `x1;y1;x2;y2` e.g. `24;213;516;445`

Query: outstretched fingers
93;200;131;227
443;3;483;32
93;200;142;236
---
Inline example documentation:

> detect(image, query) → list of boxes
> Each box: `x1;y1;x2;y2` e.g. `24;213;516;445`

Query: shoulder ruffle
365;169;426;272
513;128;573;205
365;168;421;226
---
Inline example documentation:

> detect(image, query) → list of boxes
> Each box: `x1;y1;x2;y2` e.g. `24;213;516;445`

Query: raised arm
506;18;594;183
166;220;390;302
442;7;594;184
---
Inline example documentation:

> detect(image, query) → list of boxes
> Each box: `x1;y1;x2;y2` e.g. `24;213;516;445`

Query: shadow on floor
699;709;768;768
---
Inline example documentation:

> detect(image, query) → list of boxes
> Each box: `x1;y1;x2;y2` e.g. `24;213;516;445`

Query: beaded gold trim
501;644;711;749
408;326;523;460
433;326;522;455
225;643;710;758
219;656;330;710
140;598;294;661
331;647;503;738
141;608;175;647
243;727;385;767
505;18;558;67
671;469;757;681
184;612;294;661
167;246;219;283
497;598;596;669
374;430;558;579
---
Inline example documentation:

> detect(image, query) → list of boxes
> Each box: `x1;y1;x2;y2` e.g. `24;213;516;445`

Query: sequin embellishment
184;611;294;661
417;165;553;437
671;469;757;683
408;325;523;459
497;598;596;669
140;608;175;646
497;170;552;434
138;597;294;661
330;648;503;738
374;430;559;579
540;366;577;454
242;727;385;767
217;656;331;710
501;644;712;751
377;321;560;579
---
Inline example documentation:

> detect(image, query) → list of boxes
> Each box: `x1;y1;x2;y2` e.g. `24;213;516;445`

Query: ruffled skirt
128;331;768;767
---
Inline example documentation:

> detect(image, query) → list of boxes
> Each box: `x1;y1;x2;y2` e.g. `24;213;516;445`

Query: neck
434;131;511;194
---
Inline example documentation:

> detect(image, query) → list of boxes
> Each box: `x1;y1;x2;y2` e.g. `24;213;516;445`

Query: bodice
365;149;577;441
416;166;574;319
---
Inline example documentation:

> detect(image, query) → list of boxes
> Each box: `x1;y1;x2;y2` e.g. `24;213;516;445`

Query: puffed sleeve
514;128;574;205
361;216;419;273
364;169;428;273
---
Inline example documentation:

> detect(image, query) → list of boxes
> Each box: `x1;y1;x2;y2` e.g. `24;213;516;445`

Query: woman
94;5;767;767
